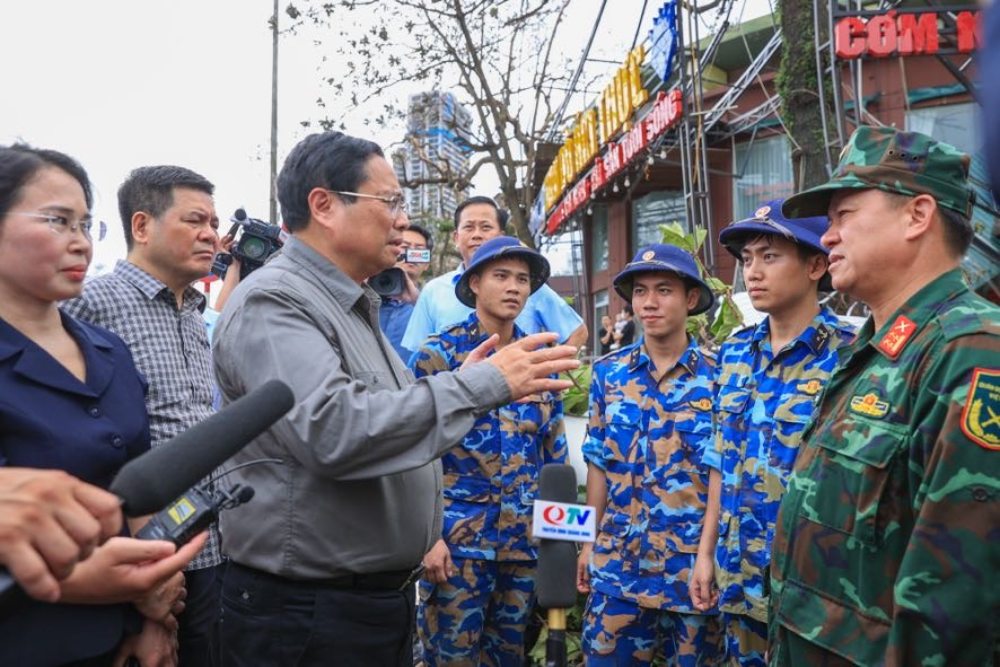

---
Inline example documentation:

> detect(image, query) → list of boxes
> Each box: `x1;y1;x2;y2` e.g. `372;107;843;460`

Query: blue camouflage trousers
582;589;722;666
417;557;535;666
720;613;766;667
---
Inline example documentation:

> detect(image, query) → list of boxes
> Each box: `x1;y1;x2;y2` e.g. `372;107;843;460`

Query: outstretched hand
462;332;580;401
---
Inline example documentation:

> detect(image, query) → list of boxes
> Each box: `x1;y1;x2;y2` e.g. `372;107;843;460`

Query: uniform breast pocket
770;400;813;474
441;474;492;547
804;417;905;547
674;414;713;471
603;400;642;462
514;394;553;435
717;386;751;441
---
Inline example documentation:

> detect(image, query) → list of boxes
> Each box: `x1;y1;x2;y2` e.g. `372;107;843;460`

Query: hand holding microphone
0;379;294;611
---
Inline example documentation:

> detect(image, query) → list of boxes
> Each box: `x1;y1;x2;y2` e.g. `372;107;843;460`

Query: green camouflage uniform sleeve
885;332;1000;666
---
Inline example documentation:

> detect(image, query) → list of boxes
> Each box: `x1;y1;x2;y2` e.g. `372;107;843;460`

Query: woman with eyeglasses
0;144;206;666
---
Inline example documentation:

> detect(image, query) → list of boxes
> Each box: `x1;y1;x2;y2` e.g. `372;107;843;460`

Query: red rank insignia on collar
877;315;917;359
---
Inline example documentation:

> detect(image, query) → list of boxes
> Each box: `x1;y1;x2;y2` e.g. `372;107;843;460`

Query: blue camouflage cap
613;244;714;315
455;236;551;307
720;199;830;257
720;199;833;291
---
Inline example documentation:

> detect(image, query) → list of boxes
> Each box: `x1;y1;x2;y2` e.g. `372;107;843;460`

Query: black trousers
219;562;416;667
179;564;222;667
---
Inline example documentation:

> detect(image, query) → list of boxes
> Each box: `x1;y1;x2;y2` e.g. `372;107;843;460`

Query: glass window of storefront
907;103;998;290
541;229;581;277
632;190;687;251
590;204;609;273
733;135;794;219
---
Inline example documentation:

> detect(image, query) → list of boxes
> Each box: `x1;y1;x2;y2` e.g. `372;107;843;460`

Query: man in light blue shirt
402;196;587;354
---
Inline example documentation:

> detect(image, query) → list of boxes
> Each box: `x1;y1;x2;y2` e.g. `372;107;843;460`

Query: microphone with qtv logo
533;464;596;667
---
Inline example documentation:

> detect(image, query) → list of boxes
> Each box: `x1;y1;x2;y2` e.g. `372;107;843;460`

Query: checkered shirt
62;260;222;569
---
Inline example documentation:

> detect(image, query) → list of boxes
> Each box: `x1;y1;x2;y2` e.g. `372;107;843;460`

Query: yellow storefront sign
543;44;649;211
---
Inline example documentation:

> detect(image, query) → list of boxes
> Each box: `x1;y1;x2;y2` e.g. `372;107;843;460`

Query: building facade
535;3;995;355
395;91;473;222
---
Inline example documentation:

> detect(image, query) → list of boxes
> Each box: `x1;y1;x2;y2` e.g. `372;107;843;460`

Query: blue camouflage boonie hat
612;244;714;315
455;235;551;307
720;199;833;291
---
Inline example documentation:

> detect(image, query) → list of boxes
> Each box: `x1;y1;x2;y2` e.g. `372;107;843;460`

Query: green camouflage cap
782;126;973;219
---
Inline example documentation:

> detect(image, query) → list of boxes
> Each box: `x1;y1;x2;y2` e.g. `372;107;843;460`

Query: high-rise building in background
394;91;473;222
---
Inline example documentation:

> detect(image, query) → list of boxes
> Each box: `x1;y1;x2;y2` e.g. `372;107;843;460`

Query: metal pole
269;0;280;224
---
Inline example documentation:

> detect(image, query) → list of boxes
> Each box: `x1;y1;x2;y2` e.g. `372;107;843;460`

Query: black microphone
111;379;293;515
535;464;578;667
0;379;294;610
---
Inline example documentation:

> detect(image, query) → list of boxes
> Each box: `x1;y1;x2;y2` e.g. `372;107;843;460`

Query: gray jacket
213;237;510;579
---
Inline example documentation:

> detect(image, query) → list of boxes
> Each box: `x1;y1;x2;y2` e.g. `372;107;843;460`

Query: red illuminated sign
835;9;980;59
545;88;683;234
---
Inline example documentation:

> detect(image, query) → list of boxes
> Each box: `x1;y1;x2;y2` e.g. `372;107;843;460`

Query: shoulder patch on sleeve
961;368;1000;451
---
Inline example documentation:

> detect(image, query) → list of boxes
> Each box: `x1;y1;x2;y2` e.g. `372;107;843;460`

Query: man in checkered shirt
63;165;223;666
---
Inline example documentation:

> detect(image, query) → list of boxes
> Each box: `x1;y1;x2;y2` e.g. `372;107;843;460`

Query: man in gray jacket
212;130;578;667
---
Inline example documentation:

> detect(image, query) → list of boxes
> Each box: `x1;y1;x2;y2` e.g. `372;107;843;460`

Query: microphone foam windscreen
110;379;294;515
536;464;580;609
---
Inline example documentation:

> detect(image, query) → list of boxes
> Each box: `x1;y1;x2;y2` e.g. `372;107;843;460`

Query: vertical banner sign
649;1;679;81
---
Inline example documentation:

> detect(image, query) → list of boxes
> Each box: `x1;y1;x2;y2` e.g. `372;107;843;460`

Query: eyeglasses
327;190;408;218
8;211;104;240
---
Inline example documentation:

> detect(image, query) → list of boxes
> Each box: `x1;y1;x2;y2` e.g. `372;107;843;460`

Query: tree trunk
778;0;836;190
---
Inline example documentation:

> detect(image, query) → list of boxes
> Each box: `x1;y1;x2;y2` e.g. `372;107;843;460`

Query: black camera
370;248;431;298
211;208;284;280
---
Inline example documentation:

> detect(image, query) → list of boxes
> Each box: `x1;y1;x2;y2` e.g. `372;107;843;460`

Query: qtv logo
532;500;597;543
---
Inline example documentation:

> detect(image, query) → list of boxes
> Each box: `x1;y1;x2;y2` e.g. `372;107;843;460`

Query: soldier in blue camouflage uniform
410;236;568;666
576;244;722;666
688;201;855;666
770;127;1000;665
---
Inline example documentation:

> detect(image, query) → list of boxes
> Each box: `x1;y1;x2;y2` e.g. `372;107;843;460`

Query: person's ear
469;273;481;297
130;212;152;248
806;253;828;283
686;288;700;311
903;193;936;242
308;188;340;232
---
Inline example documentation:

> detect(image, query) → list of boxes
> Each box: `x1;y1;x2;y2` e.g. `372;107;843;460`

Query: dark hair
884;192;973;257
405;223;434;251
454;196;507;232
277;131;384;232
118;165;214;250
0;144;93;221
623;304;633;316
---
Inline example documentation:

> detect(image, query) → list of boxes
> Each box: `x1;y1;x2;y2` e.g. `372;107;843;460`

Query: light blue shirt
401;266;584;352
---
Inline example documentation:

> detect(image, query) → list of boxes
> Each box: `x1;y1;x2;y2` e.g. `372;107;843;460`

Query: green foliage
527;594;587;666
560;364;592;417
658;222;744;347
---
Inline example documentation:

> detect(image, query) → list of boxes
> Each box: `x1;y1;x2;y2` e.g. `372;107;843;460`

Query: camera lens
370;268;404;297
239;236;270;260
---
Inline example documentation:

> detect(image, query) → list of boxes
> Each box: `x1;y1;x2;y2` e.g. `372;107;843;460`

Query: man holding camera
378;223;434;361
62;165;224;667
211;131;579;667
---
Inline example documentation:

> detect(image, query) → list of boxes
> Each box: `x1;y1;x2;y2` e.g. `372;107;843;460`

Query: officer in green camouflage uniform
769;126;1000;665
